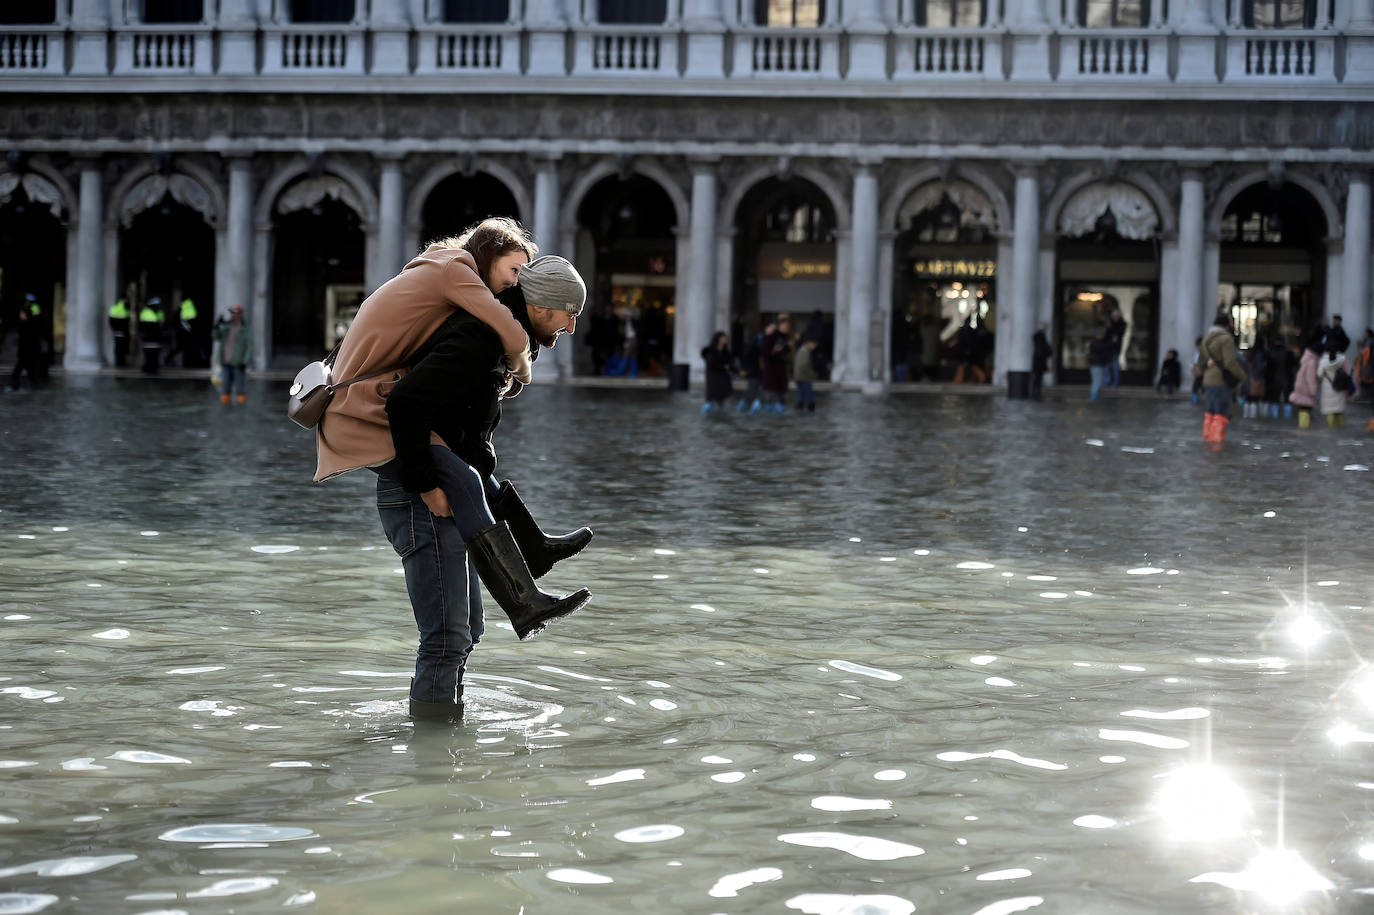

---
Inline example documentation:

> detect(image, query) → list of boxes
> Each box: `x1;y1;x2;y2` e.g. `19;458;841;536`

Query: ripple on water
0;855;137;879
107;751;191;765
785;894;915;915
250;545;299;554
778;832;924;861
546;868;613;884
812;796;892;812
159;824;315;843
612;824;684;843
709;867;783;898
0;894;60;914
969;898;1045;915
828;660;902;681
937;749;1067;771
187;877;280;898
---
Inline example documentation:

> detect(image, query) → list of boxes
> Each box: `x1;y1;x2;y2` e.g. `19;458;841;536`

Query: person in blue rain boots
701;331;736;414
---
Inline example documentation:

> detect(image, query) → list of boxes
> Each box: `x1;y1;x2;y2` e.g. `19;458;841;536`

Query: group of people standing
5;293;49;391
108;295;206;374
701;310;827;415
1193;312;1372;448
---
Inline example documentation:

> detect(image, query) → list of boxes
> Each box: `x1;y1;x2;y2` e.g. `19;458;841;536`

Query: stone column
218;0;258;75
683;0;726;78
532;155;572;378
1176;168;1207;360
1175;0;1218;82
1350;0;1374;83
1345;169;1372;337
526;0;568;76
845;0;887;79
1006;164;1041;379
370;0;410;75
846;161;880;390
677;161;719;384
252;224;273;370
1009;0;1052;81
223;155;254;318
70;0;109;75
375;155;405;287
66;159;104;369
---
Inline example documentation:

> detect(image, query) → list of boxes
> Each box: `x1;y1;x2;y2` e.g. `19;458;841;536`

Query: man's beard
535;328;560;348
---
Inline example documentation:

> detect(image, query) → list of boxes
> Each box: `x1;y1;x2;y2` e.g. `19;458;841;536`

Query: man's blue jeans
1089;365;1105;400
374;446;500;705
221;363;246;396
1104;358;1121;387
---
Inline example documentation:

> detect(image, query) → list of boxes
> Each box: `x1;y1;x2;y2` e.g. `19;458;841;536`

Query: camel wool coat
314;245;527;483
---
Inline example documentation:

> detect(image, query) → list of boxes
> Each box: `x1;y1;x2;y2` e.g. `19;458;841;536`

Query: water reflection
2;380;1373;911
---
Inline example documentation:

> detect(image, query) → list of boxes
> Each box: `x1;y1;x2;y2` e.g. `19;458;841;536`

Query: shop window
1078;0;1147;27
0;1;56;23
441;0;509;22
598;0;667;23
142;0;204;22
1243;0;1315;28
917;0;985;27
289;0;355;23
754;0;825;26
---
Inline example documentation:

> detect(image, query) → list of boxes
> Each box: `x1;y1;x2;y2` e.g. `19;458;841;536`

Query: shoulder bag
287;343;395;430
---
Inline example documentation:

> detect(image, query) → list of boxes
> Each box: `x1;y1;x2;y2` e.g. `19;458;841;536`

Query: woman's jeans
374;446;500;705
221;363;246;396
796;381;815;407
1089;365;1105;400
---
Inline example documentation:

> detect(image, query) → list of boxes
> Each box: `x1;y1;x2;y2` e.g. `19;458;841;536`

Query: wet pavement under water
1;377;1372;914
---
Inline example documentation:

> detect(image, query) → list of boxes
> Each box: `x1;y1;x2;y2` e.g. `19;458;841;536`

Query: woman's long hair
432;216;537;290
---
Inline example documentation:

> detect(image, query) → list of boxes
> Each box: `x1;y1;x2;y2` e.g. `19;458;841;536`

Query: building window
917;0;985;27
754;0;825;26
289;0;356;23
1244;0;1314;28
142;0;204;23
442;0;509;22
0;1;56;24
1078;0;1147;26
598;0;667;23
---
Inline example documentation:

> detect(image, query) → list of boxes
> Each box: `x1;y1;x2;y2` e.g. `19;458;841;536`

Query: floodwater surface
1;377;1372;914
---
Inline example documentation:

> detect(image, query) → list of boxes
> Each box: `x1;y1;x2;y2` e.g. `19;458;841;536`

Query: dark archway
732;177;837;375
0;186;65;365
271;194;365;365
120;195;215;367
1218;181;1327;351
890;185;997;383
420;172;521;248
575;174;676;377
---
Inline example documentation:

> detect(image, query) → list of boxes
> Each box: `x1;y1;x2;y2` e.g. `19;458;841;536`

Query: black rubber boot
467;521;592;640
490;480;593;579
409;680;464;723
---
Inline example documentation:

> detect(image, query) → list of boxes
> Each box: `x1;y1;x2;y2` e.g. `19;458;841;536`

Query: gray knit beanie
518;255;586;315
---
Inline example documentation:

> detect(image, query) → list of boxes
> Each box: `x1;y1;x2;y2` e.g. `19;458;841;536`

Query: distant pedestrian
1199;311;1248;449
1105;308;1127;387
213;304;253;405
793;338;818;412
138;296;165;375
1031;324;1052;399
7;305;43;391
1318;348;1350;428
738;323;766;413
1087;325;1114;401
1267;336;1296;419
1354;331;1374;431
700;331;736;414
1242;338;1268;419
1322;315;1350;356
953;318;987;384
1156;348;1181;395
758;314;793;414
108;297;131;367
1289;345;1320;429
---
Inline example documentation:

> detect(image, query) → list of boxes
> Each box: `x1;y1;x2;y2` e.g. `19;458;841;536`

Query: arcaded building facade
2;0;1372;389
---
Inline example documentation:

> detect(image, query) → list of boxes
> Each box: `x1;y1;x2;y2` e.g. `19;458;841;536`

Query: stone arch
721;162;851;233
406;158;532;231
1050;178;1163;240
0;169;72;222
1207;167;1340;239
881;164;1011;234
561;157;689;236
254;156;378;229
109;160;224;229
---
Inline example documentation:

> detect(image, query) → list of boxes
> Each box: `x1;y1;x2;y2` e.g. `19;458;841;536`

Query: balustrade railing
0;30;59;72
894;28;995;76
0;19;1367;87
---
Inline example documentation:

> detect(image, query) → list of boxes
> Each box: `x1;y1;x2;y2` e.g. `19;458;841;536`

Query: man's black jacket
385;286;536;493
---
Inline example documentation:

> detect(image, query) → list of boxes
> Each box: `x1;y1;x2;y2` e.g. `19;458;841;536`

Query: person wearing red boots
1198;311;1248;449
213;304;254;405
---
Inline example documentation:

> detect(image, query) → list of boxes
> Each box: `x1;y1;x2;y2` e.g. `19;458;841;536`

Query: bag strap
329;365;395;393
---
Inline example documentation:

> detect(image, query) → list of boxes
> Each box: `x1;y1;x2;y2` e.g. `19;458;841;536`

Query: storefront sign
912;259;996;278
758;243;835;281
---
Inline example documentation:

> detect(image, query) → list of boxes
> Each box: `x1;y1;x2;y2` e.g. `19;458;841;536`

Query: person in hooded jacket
1317;347;1350;427
1199;311;1248;448
700;330;736;413
1288;344;1320;429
